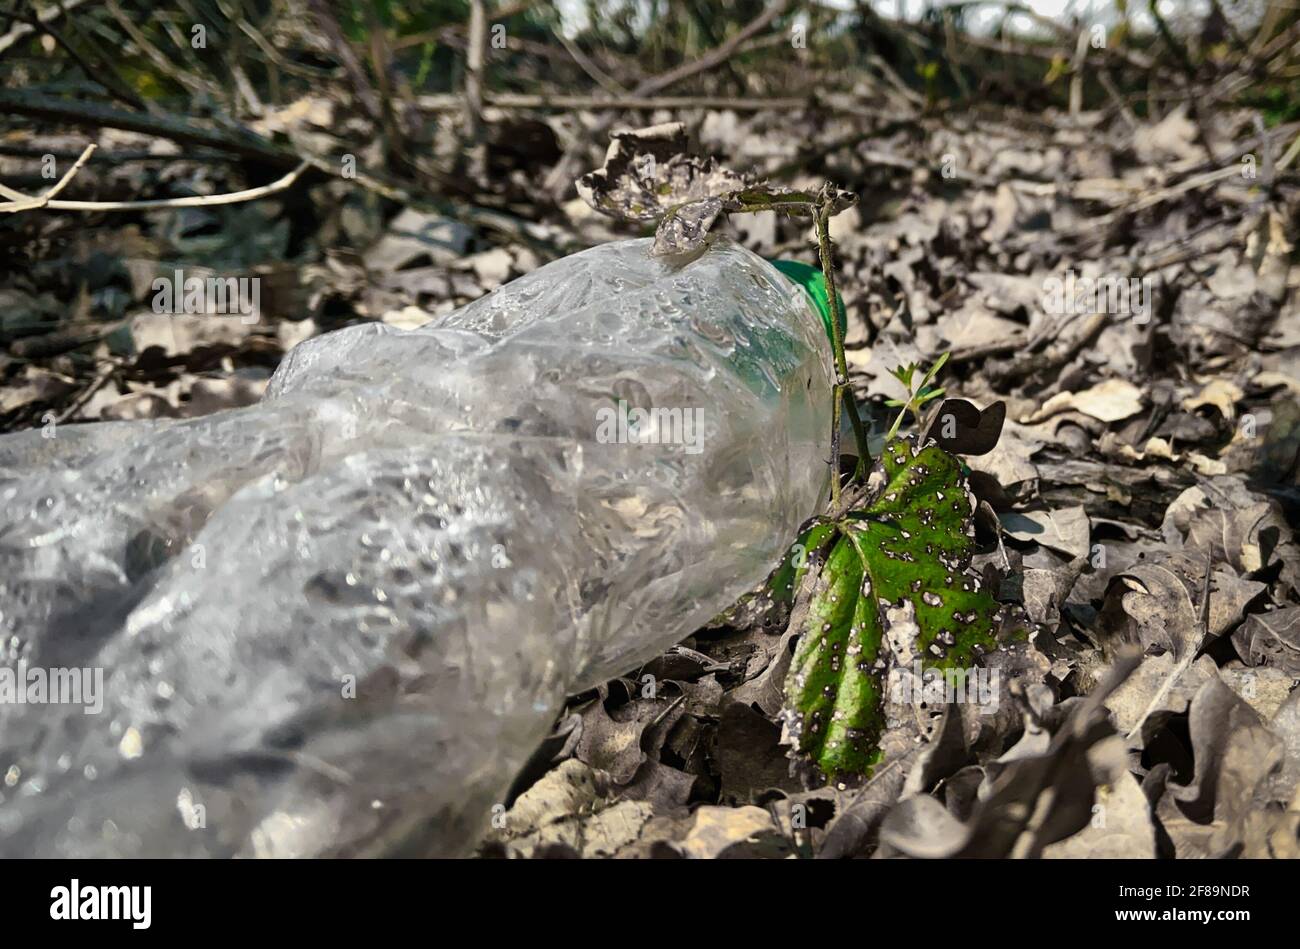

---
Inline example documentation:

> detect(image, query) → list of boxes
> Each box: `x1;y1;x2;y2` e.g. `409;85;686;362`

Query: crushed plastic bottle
0;236;833;856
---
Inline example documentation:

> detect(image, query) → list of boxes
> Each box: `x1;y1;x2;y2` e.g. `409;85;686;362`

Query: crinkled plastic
0;237;832;856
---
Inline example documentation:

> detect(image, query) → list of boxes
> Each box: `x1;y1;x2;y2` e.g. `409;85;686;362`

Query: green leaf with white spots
766;521;839;608
781;435;1018;784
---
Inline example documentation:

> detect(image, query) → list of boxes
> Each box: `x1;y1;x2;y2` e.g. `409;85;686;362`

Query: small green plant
774;431;1020;784
884;352;949;440
763;349;1022;784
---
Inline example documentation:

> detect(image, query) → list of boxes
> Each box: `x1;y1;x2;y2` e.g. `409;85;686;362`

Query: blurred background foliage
4;2;1295;121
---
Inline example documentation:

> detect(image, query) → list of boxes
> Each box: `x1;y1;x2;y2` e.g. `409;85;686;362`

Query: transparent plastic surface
0;237;832;856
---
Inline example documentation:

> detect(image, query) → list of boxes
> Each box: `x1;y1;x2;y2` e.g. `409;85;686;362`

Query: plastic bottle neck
769;259;846;345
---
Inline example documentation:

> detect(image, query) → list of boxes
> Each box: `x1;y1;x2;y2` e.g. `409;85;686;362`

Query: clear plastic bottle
0;236;832;856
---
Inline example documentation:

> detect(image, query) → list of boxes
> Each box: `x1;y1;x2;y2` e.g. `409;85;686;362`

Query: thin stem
816;206;842;505
829;393;843;505
886;408;908;441
814;204;872;480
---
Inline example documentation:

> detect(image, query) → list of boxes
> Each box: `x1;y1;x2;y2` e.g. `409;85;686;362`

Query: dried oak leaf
572;684;688;785
574;121;746;254
716;701;804;804
1167;676;1284;830
1232;606;1300;674
575;123;852;257
878;652;1141;858
1040;743;1158;858
1098;553;1264;660
1162;476;1300;593
924;398;1007;456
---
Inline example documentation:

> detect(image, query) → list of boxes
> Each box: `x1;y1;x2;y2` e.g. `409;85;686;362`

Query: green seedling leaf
919;351;950;388
889;362;917;389
886;352;952;440
781;435;1019;784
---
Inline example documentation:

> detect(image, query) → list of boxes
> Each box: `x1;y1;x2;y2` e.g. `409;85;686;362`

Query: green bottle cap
770;259;847;344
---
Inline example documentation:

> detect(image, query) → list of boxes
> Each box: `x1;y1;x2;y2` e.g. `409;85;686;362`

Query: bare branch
1;154;310;213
